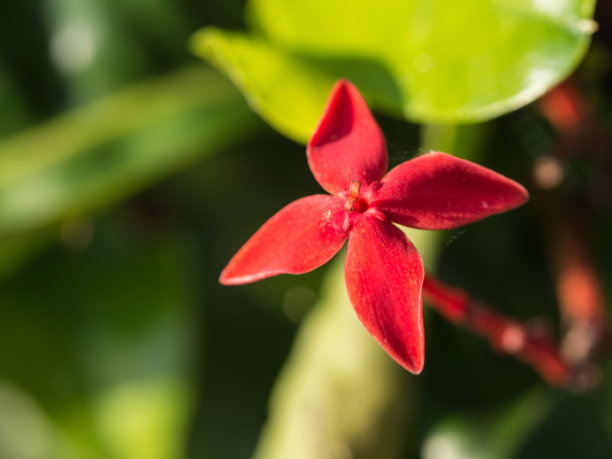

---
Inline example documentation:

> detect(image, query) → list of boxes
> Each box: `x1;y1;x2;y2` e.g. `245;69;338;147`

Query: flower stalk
422;274;572;386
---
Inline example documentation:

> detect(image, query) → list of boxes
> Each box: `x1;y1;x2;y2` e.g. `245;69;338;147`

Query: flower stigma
342;179;380;231
344;180;362;213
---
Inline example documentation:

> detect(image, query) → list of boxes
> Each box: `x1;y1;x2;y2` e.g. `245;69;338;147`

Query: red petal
307;80;387;196
220;195;348;284
345;216;425;373
373;152;529;230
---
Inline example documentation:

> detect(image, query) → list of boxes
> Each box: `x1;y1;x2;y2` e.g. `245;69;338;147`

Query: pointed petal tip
401;356;425;374
386;332;425;374
409;347;425;373
427;150;531;204
324;79;357;104
219;268;278;285
331;78;354;92
307;79;388;195
219;267;250;285
370;330;425;374
517;181;530;201
219;270;231;285
219;265;254;285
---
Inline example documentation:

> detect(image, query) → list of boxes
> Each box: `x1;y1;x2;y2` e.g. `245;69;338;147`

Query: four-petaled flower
220;80;528;373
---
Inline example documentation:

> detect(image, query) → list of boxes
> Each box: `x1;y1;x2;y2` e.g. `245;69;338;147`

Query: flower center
340;180;387;232
344;180;368;213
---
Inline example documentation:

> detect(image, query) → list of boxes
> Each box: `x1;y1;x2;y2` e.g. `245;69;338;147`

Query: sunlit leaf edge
191;28;338;143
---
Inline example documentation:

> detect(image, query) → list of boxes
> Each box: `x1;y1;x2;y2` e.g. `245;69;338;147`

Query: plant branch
422;274;572;387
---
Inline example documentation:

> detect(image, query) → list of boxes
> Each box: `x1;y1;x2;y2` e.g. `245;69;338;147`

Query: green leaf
192;0;596;142
422;388;555;459
191;29;335;143
0;66;260;237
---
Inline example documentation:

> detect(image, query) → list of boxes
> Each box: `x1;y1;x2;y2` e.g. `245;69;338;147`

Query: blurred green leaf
193;0;596;142
0;218;198;459
0;228;52;280
192;30;335;143
93;378;188;459
0;63;30;138
421;388;554;459
593;359;612;441
0;66;260;237
47;0;191;103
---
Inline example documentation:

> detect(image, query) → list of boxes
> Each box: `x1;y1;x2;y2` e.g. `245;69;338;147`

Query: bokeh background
1;1;612;458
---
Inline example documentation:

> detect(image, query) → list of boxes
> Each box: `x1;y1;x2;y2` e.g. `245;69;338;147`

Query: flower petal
372;151;529;230
220;195;348;284
307;80;387;196
345;216;425;373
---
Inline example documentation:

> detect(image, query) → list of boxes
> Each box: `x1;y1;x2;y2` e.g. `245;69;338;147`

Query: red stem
422;274;572;387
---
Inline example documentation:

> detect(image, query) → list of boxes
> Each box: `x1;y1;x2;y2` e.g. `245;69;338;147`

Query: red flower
220;80;528;373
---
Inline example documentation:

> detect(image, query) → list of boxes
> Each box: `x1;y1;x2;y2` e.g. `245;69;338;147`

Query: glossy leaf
193;0;596;141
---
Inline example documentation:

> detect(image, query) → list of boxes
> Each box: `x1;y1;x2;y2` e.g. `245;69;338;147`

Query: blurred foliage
193;0;596;141
0;215;196;458
0;1;612;459
0;67;259;237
